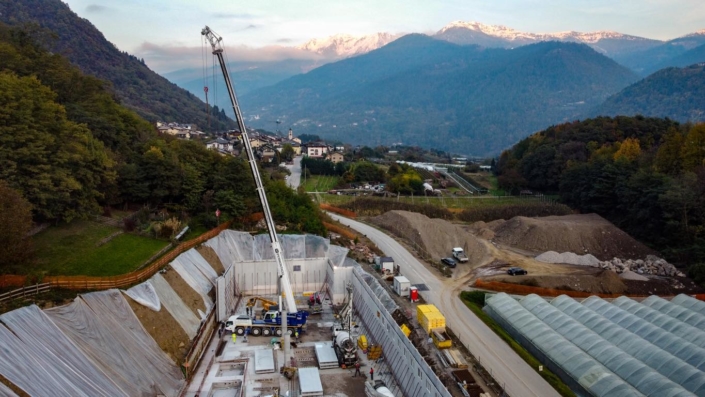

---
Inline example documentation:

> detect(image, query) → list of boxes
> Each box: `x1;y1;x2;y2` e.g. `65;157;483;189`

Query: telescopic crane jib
201;26;297;314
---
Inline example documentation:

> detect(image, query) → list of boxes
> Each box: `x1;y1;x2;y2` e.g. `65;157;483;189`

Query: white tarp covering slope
45;290;184;397
151;272;201;338
205;230;254;265
0;382;17;397
0;305;127;396
124;281;161;311
280;234;306;259
169;248;216;311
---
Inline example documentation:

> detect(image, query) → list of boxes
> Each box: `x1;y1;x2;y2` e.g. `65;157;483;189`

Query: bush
340;197;453;219
460;290;486;306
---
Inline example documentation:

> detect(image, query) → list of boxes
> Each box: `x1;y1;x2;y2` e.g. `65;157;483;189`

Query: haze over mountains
2;0;704;156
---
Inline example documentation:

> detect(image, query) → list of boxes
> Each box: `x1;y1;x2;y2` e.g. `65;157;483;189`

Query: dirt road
329;213;560;397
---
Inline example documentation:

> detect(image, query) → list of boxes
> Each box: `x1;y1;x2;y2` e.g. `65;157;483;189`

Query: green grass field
32;220;170;277
302;175;340;192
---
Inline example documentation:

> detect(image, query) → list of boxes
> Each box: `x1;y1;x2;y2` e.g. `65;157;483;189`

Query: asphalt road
286;155;302;189
329;214;561;397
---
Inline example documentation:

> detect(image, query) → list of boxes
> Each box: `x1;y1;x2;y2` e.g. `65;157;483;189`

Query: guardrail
0;283;53;303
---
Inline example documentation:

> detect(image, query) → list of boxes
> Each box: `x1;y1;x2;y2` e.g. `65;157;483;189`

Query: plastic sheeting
354;267;398;313
327;245;348;268
0;305;126;396
45;290;183;397
642;295;705;330
485;293;642;397
0;382;17;397
281;234;306;259
584;296;705;372
151;273;201;338
613;296;705;349
253;233;274;261
530;295;699;396
204;230;254;265
124;281;161;311
305;235;329;258
169;248;216;312
672;294;705;317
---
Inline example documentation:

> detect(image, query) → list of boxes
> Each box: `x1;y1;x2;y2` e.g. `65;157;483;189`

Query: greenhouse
485;292;705;397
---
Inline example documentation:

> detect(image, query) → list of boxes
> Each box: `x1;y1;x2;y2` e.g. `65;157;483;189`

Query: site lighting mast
201;26;298;314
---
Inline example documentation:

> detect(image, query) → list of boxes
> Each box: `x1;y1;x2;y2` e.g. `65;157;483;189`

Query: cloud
135;41;332;73
86;4;108;13
276;38;294;43
244;24;258;30
212;12;257;20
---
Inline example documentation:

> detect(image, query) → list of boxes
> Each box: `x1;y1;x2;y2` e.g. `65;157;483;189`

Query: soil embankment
488;213;658;260
371;210;488;265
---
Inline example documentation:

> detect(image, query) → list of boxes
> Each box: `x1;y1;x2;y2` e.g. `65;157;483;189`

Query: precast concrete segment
352;267;451;397
328;213;560;397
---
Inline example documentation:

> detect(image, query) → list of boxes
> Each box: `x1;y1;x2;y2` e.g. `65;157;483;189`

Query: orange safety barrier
695;294;705;302
323;221;357;240
319;203;356;218
474;279;648;299
0;220;233;292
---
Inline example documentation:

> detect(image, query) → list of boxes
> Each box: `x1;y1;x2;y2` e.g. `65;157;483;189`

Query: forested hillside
594;64;705;122
0;24;323;269
0;0;234;131
242;36;638;156
496;116;705;273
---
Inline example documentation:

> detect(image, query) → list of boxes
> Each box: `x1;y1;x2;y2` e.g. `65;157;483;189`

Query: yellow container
400;324;411;337
431;329;452;349
358;335;368;350
419;311;446;333
416;304;439;321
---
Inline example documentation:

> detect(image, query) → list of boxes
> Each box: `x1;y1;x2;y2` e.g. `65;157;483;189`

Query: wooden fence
0;221;233;298
322;221;357;240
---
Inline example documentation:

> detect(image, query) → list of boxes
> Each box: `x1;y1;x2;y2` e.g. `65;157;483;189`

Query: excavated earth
371;211;488;265
485;213;658;261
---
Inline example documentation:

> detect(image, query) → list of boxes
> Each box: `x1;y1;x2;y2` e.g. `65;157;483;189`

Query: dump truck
452;247;468;263
225;310;309;337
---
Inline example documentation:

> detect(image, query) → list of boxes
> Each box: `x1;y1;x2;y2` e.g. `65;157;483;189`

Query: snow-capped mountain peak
297;32;401;58
437;21;647;44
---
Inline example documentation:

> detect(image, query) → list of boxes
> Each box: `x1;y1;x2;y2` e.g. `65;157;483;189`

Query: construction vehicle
365;380;394;397
452;247;469;263
332;284;357;367
202;27;308;336
224;310;309;336
247;297;278;315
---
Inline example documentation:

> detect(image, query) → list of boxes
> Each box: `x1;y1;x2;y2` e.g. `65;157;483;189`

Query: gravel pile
595;255;686;277
535;251;600;266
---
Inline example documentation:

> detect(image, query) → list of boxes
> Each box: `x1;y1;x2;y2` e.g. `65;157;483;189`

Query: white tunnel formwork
208;230;355;321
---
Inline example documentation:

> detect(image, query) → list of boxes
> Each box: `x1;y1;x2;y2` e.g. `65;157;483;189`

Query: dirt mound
535;251;600;266
371;211;487;265
466;221;496;240
492;213;658;261
196;245;224;274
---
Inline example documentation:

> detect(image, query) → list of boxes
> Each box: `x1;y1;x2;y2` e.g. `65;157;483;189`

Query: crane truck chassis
225;310;309;337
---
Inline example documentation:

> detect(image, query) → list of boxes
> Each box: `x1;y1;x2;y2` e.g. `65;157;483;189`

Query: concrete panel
352;267;451;397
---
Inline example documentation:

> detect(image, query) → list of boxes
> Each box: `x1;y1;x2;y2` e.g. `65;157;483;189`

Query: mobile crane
202;26;305;338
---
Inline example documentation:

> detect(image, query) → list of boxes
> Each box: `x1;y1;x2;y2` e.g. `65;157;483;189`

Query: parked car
441;258;457;268
507;267;528;275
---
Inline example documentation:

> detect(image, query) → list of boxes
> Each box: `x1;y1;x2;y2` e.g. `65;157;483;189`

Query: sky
63;0;705;73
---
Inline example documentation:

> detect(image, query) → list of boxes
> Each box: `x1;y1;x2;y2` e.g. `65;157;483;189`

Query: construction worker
353;361;361;377
232;333;237;344
294;330;300;343
370;367;374;381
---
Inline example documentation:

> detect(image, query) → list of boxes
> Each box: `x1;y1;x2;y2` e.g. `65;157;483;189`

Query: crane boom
201;26;297;313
